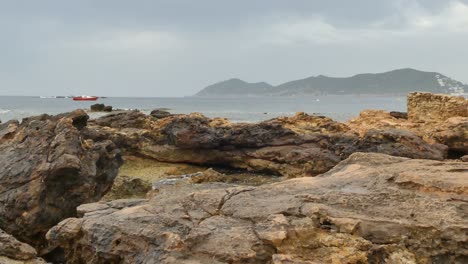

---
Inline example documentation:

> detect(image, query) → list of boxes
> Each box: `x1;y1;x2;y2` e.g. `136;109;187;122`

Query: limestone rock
46;153;468;263
407;92;467;122
0;110;122;248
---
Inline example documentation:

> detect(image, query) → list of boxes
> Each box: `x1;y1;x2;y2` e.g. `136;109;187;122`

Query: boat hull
73;97;98;101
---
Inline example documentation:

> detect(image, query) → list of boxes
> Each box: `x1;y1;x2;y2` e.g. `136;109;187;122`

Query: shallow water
0;95;407;123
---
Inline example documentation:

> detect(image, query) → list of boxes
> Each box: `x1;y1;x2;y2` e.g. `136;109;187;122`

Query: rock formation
86;110;447;177
407;92;467;122
348;93;468;156
150;109;172;119
46;153;468;263
90;103;113;112
0;229;46;263
0;110;123;248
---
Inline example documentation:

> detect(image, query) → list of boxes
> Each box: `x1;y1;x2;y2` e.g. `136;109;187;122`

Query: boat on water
72;96;99;101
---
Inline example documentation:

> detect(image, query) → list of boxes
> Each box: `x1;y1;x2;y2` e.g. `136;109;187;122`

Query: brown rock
348;93;468;156
0;229;37;260
407;92;467;122
88;111;446;177
0;110;122;248
46;153;468;263
102;175;152;201
190;168;225;183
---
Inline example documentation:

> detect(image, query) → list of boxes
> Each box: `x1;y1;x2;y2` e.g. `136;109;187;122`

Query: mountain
195;69;467;96
195;78;273;96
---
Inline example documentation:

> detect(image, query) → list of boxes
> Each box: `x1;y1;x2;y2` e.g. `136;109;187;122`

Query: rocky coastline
0;92;466;263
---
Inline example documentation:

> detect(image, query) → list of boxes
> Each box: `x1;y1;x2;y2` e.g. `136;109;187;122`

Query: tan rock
0;229;46;264
407;92;468;122
46;153;468;263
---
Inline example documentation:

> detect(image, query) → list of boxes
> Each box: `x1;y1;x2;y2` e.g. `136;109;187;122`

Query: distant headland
195;68;467;96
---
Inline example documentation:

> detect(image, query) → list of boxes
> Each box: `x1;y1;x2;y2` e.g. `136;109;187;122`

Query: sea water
0;95;407;123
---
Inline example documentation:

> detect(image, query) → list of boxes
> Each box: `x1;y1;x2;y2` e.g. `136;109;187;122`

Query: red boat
72;96;99;101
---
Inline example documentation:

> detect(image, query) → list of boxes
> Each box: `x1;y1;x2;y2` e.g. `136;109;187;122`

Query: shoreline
0;92;466;263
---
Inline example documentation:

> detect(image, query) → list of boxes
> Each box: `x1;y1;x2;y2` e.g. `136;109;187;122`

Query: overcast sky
0;0;467;96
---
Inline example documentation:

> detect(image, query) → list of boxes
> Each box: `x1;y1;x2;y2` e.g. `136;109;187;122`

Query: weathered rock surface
348;110;467;155
102;175;152;201
0;229;46;263
46;153;468;263
87;111;446;177
348;93;468;156
0;110;122;248
407;92;468;122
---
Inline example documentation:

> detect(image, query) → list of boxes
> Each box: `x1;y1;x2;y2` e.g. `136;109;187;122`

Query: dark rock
90;103;105;111
103;105;113;112
389;111;408;119
90;104;112;112
0;110;123;249
150;109;172;119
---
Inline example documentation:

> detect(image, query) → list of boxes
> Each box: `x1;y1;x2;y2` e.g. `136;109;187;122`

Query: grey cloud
0;0;467;96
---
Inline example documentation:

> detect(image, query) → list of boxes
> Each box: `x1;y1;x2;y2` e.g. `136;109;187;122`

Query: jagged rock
87;111;446;177
407;92;468;122
46;153;468;263
90;110;151;129
348;110;468;155
0;110;122;249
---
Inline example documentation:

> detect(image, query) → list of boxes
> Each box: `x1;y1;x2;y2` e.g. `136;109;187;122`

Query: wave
0;108;11;114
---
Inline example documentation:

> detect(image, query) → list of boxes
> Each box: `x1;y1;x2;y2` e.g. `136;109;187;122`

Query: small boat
72;96;99;101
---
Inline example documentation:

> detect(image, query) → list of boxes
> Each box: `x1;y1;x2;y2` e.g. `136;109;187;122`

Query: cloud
68;30;182;52
406;0;468;32
255;0;468;47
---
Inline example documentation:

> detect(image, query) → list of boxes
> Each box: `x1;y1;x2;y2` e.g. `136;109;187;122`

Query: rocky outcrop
407;92;467;122
348;108;467;156
90;103;113;112
46;153;468;263
86;111;446;177
0;110;122;248
0;229;46;263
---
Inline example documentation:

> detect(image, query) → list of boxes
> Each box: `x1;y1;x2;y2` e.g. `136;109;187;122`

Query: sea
0;95;408;123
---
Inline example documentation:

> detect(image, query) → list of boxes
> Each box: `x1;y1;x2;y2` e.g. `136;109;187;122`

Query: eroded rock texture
0;110;122;248
86;111;446;177
46;153;468;264
407;92;468;122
